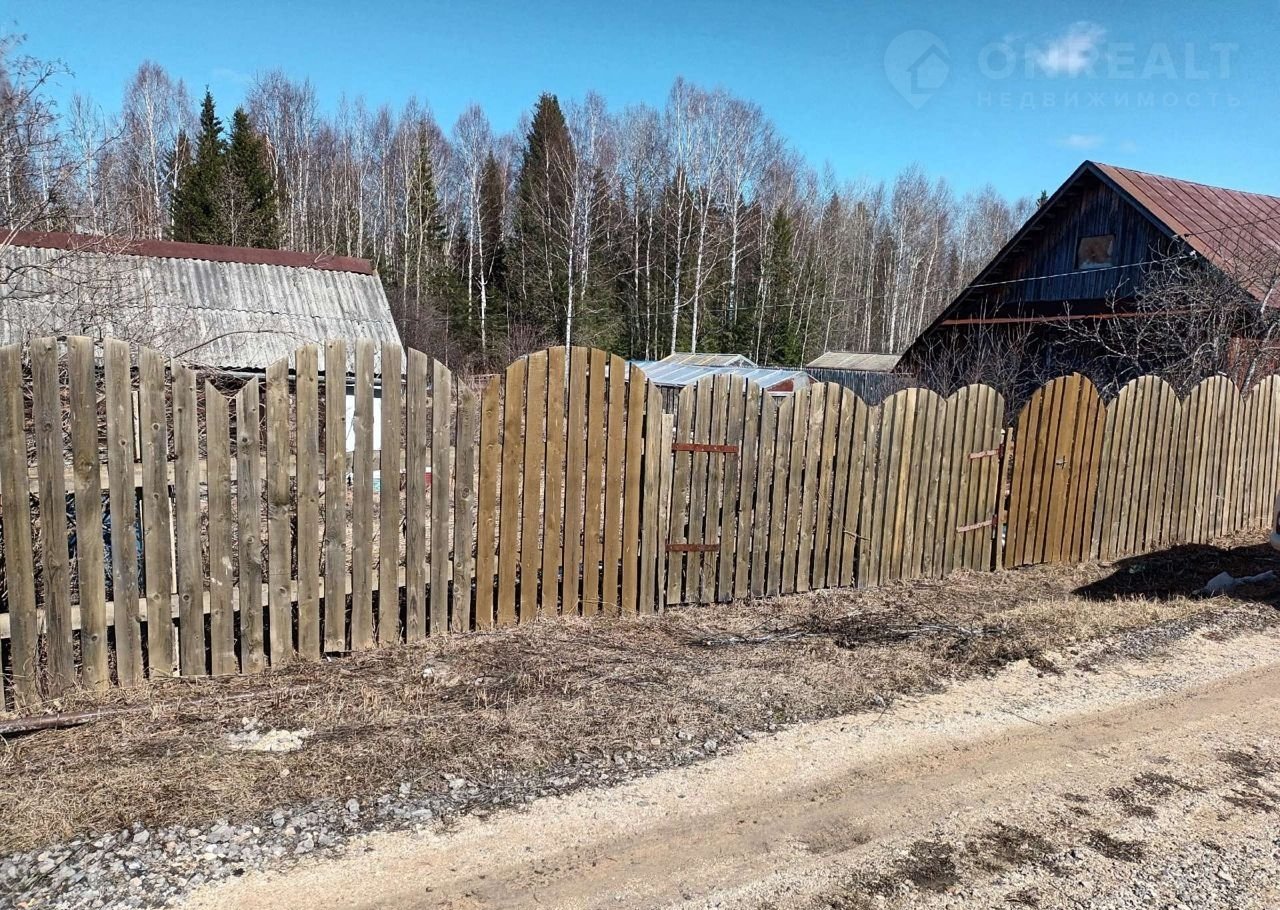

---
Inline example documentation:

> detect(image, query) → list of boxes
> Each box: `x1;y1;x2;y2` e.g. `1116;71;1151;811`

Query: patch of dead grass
1;535;1276;854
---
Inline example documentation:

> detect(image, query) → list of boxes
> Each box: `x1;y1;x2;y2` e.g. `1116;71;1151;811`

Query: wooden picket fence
1;337;1278;711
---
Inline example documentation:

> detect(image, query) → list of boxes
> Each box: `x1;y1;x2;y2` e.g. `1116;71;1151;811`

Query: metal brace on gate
672;442;740;454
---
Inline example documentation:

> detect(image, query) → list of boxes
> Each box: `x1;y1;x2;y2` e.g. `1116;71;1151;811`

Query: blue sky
10;0;1279;200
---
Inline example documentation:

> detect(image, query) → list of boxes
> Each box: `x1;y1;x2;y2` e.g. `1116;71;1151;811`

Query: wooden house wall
954;176;1174;318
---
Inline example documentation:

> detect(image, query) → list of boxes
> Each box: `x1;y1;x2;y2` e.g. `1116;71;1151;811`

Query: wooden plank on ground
453;384;478;632
69;337;108;690
474;376;501;630
582;350;608;614
205;382;236;675
295;346;321;657
324;340;348;651
32;337;74;693
497;357;527;626
235;379;265;673
519;353;547;622
601;354;627;613
621;366;647;612
404;349;430;640
350;339;376;649
0;343;41;703
541;348;568;616
172;364;204;675
561;347;588;616
430;359;453;634
137;347;175;677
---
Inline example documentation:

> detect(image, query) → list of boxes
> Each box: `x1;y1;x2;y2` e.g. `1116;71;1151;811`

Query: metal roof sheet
631;357;809;391
0;234;399;369
1094;162;1280;300
806;351;903;372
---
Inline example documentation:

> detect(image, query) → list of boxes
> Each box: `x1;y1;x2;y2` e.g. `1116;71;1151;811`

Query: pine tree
511;94;576;340
224;108;280;247
171;91;225;244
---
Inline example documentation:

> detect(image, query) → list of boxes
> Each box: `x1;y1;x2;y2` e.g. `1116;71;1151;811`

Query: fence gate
1005;374;1105;567
476;347;667;625
664;375;758;605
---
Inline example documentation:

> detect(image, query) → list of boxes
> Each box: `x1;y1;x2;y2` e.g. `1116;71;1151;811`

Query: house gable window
1076;234;1115;270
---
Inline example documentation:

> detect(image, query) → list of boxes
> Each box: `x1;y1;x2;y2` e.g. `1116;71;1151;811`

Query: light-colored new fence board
582;350;607;616
601;356;627;614
453;385;479;632
8;334;1280;711
541;348;568;617
622;372;647;612
519;353;547;623
474;376;501;630
497;356;526;627
561;348;589;616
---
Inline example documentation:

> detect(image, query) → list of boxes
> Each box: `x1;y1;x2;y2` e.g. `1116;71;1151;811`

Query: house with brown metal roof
0;231;399;370
901;161;1280;396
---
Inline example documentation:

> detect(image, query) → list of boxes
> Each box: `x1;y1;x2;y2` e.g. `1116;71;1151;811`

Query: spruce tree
171;91;225;244
511;94;576;338
225;108;280;247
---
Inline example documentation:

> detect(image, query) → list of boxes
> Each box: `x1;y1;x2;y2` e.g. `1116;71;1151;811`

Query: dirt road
185;626;1280;910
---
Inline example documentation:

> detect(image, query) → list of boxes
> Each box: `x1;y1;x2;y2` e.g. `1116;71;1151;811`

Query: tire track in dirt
182;628;1280;910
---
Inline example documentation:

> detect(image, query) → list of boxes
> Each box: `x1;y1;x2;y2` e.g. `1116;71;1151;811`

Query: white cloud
1033;22;1106;76
1060;133;1105;150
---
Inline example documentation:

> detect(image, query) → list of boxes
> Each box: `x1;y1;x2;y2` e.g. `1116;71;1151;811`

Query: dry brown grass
2;536;1277;854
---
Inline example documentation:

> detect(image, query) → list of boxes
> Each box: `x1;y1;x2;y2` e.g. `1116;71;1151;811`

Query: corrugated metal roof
806;351;903;372
657;352;755;368
0;233;399;369
1094;162;1280;300
631;355;809;392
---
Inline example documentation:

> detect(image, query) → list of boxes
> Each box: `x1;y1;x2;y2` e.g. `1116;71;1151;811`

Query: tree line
2;35;1034;371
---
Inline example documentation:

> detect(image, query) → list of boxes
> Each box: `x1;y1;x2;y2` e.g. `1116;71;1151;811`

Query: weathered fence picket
3;335;1280;709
